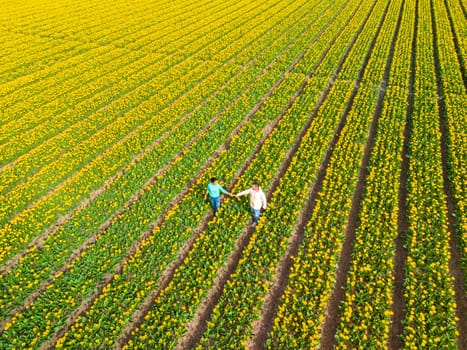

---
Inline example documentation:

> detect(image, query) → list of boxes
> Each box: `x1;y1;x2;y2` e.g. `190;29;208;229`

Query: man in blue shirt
204;177;234;214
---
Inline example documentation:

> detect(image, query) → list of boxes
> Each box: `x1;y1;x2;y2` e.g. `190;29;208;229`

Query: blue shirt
207;183;227;198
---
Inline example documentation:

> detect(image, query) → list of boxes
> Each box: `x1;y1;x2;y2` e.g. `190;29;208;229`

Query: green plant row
431;0;467;288
334;0;413;346
402;0;458;347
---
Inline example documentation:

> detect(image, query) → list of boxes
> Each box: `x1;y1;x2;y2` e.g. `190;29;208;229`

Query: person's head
211;177;218;184
252;182;260;191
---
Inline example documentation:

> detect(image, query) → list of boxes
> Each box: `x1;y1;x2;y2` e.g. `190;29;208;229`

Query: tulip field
1;0;466;348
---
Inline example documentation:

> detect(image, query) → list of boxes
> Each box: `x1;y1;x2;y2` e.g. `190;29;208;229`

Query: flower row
431;0;467;289
402;0;458;347
333;0;412;346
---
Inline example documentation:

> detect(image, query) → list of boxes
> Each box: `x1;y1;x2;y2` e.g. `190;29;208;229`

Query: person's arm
261;191;267;209
236;189;250;197
219;185;235;197
219;185;228;195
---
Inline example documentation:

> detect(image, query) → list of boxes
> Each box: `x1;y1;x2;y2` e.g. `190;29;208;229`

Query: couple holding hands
203;177;267;227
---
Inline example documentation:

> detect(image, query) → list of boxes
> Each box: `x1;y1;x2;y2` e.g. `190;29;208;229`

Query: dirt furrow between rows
457;0;467;19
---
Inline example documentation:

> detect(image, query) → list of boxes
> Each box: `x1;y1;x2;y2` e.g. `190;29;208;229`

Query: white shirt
237;187;267;210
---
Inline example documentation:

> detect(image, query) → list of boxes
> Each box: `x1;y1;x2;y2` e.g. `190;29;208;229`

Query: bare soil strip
389;0;418;346
430;0;467;346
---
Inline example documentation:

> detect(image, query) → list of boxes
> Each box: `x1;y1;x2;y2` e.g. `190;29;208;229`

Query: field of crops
0;0;466;348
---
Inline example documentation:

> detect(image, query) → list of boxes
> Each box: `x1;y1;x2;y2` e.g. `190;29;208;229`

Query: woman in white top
235;182;267;227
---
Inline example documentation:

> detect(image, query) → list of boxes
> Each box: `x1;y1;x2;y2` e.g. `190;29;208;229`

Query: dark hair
211;177;217;183
252;181;259;186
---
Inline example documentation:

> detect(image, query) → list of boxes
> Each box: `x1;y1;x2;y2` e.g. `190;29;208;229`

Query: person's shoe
251;222;257;228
